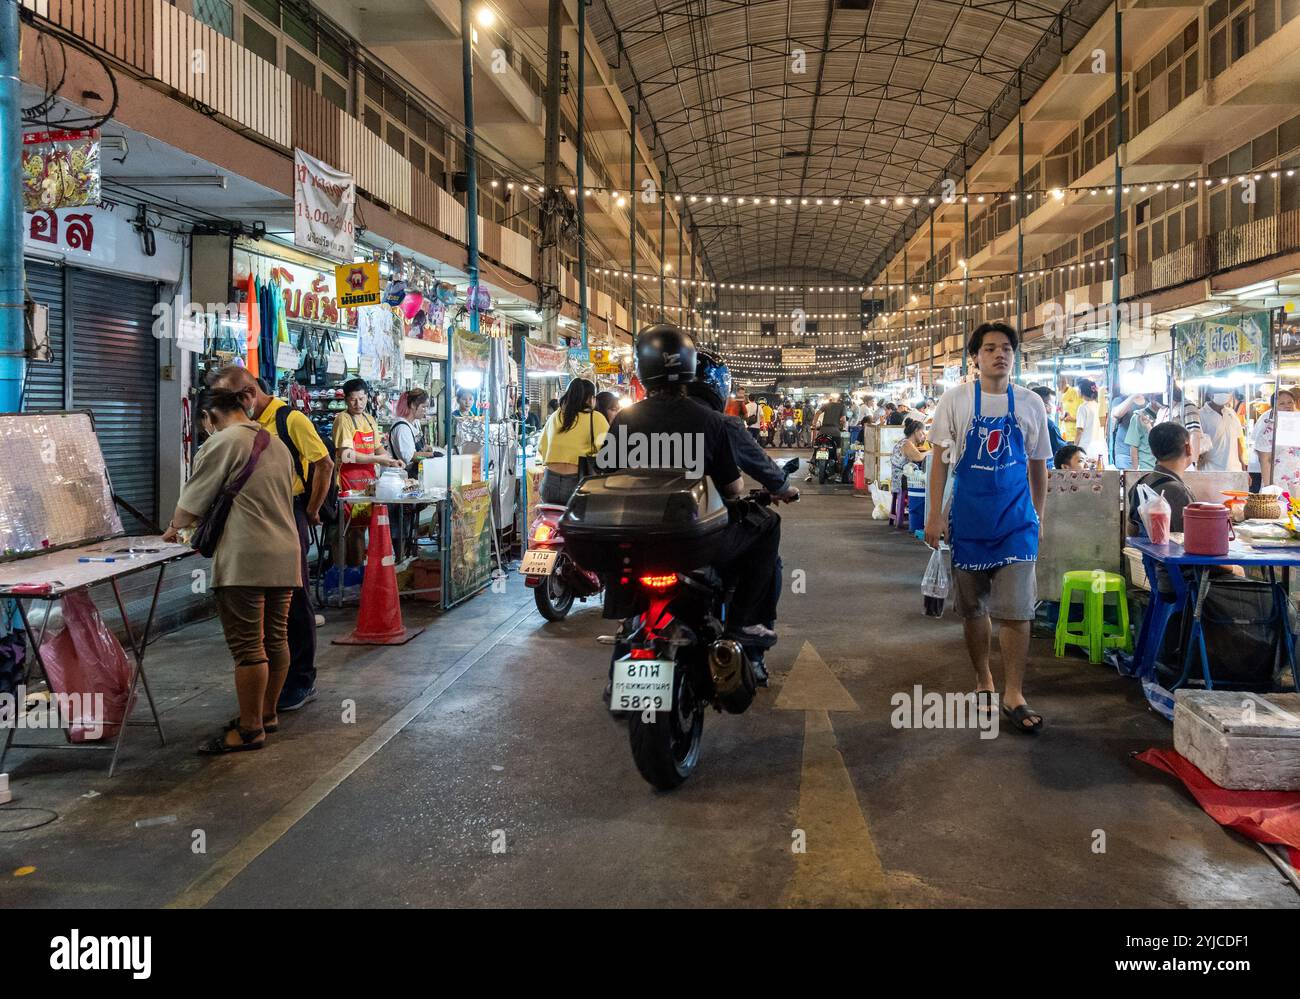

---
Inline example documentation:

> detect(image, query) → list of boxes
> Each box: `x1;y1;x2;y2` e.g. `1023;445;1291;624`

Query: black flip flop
1001;702;1043;735
199;725;265;754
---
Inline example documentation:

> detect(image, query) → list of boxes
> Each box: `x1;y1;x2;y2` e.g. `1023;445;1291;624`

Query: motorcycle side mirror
782;458;800;474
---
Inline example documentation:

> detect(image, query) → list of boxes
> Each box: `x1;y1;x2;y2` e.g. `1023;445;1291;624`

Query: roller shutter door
21;258;67;412
67;270;160;532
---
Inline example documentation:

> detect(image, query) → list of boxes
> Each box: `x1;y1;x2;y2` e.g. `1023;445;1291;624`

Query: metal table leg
107;566;169;776
0;596;56;772
1172;567;1214;691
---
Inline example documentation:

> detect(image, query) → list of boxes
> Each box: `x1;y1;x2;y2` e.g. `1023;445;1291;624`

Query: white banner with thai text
294;148;355;262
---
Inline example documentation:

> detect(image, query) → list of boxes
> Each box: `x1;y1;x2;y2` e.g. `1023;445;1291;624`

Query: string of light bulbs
491;168;1297;215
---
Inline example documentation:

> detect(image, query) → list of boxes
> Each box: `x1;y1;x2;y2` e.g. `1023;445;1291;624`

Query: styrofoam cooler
907;487;926;530
420;454;449;491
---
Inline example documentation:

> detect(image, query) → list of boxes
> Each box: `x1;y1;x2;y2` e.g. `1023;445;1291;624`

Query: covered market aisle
1;467;1292;909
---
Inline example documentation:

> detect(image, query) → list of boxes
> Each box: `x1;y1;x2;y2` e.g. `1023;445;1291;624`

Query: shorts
952;561;1037;621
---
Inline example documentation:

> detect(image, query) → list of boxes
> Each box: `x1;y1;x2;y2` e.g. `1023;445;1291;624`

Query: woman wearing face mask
1254;388;1297;487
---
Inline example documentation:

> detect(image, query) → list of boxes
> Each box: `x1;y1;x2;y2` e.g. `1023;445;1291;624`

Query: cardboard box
1173;690;1300;790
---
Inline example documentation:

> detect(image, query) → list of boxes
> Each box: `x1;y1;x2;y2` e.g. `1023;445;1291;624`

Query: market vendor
1254;388;1296;487
926;321;1051;735
332;377;404;567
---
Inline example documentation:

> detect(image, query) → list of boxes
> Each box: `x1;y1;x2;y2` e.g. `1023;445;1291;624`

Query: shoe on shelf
278;686;318;713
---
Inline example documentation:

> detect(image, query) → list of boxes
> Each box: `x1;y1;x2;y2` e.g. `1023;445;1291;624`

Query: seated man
1125;422;1195;539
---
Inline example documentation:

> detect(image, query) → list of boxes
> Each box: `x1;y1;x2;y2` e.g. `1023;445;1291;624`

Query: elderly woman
890;417;928;495
163;388;303;754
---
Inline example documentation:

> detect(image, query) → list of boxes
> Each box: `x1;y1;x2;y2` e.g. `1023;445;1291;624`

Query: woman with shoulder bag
162;387;303;754
537;377;608;504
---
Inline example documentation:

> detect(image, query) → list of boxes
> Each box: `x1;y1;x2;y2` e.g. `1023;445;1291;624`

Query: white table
0;537;195;775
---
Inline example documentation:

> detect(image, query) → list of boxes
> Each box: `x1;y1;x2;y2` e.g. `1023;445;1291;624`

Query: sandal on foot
973;690;997;716
226;714;278;734
199;725;265;754
1001;702;1043;735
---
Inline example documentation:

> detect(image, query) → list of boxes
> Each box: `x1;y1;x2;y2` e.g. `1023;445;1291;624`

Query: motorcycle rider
605;326;785;652
806;392;848;481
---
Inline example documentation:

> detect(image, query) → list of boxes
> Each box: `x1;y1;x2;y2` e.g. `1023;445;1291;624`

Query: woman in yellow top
537;377;608;504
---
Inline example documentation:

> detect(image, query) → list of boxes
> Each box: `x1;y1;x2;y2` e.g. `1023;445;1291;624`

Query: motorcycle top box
560;470;729;574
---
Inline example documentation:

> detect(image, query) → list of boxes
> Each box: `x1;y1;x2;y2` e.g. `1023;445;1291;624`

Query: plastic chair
888;484;909;528
1055;570;1132;664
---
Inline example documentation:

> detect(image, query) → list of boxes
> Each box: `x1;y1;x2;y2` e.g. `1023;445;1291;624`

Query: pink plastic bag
39;591;134;742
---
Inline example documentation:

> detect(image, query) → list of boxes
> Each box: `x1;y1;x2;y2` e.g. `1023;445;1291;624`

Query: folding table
0;538;195;776
1128;536;1300;692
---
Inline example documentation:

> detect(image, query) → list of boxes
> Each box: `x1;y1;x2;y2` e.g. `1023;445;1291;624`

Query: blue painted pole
1;0;25;411
576;0;588;351
461;1;480;339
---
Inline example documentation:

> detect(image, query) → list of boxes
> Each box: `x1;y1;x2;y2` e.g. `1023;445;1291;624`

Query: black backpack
274;404;339;523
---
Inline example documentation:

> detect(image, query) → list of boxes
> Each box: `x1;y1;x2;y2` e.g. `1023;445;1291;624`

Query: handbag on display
191;428;270;558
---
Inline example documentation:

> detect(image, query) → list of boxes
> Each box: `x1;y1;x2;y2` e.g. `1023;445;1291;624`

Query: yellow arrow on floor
775;641;891;908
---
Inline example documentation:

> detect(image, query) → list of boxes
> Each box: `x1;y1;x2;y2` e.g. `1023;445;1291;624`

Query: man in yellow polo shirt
213;366;333;713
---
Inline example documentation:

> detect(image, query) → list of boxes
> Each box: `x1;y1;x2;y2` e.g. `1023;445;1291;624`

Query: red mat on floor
1137;749;1300;869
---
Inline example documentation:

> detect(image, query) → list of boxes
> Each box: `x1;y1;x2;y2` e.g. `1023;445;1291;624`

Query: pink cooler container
1182;502;1233;556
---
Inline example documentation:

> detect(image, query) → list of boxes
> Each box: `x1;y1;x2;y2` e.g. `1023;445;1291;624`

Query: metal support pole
676;202;683;320
1109;1;1125;456
1015;89;1025;383
629;106;638;338
929;212;936;393
539;0;564;344
659;195;666;320
576;0;588;351
460;2;480;339
1;0;25;411
962;168;970;379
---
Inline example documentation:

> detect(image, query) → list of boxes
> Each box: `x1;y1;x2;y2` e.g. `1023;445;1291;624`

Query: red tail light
639;573;677;590
532;523;556;543
629;648;658;659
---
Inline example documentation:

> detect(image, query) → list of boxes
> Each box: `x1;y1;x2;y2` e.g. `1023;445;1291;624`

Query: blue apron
949;383;1039;571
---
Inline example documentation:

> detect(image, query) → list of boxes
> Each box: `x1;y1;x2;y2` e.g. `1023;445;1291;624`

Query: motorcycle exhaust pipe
709;639;746;695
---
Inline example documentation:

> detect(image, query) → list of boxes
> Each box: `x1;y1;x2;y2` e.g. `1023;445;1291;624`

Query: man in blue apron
925;322;1051;734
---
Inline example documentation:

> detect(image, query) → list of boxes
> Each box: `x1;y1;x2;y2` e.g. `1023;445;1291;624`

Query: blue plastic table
1128;536;1300;691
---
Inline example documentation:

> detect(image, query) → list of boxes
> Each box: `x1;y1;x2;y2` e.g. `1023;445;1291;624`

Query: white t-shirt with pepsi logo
929;382;1053;468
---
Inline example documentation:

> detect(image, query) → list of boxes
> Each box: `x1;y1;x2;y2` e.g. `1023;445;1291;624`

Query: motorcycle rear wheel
628;665;703;790
533;568;575;621
818;461;829;484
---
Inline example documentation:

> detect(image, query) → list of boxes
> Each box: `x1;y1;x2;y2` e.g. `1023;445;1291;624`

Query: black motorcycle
810;431;841;484
562;463;797;790
780;417;799;447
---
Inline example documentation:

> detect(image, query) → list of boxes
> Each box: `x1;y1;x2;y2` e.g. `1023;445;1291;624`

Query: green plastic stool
1055;570;1132;664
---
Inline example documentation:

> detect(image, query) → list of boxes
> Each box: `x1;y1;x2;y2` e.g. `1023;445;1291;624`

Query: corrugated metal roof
591;0;1100;282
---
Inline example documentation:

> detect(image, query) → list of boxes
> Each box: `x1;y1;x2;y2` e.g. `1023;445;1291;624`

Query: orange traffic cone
333;504;424;646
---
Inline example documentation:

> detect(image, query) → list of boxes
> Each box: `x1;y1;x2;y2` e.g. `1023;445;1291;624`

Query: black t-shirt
818;402;846;430
607;394;741;493
1127;468;1196;536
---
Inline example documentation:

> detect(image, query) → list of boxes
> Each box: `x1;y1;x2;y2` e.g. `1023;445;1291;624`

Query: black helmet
635;324;697;387
692;347;731;410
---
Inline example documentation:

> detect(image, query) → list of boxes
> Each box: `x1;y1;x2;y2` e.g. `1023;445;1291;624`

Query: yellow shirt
538;408;609;466
259;397;329;496
1060;386;1082;438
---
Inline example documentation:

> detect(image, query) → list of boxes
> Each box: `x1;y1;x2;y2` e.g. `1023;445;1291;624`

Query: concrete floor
2;451;1296;908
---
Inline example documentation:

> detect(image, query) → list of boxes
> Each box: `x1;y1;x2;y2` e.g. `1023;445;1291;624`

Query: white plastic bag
922;545;951;599
869;483;891;520
1135;483;1172;543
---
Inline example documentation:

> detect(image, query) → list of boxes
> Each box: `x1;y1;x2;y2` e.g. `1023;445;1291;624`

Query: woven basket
1244;493;1281;520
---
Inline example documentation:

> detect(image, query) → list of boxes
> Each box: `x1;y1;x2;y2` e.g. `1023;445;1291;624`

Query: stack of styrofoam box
0;773;10;805
1173;691;1300;790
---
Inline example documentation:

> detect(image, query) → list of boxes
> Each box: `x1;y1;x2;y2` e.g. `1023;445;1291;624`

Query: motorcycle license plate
519;549;559;577
815;449;829;460
610;656;674;712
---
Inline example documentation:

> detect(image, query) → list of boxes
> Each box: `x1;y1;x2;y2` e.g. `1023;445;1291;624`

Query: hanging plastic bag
922;544;951;617
38;590;134;742
1136;483;1172;543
